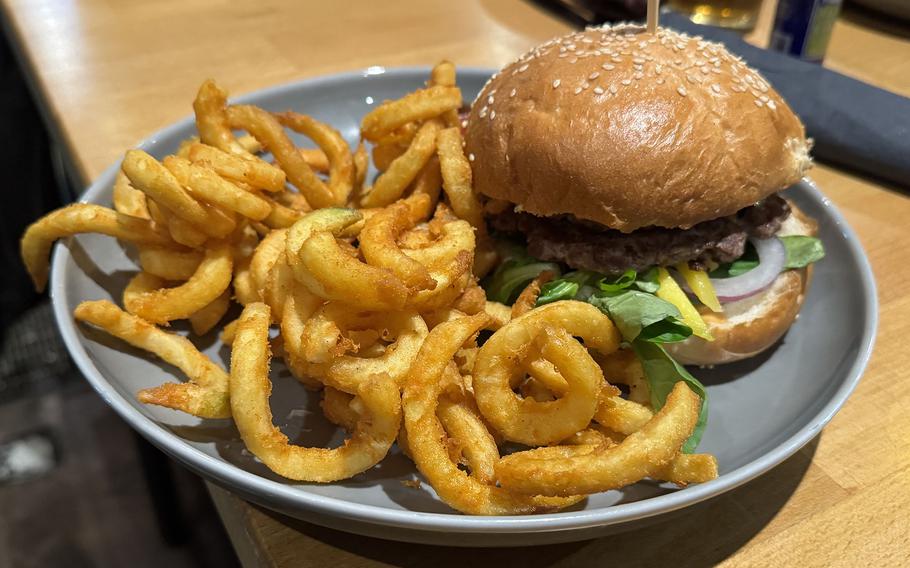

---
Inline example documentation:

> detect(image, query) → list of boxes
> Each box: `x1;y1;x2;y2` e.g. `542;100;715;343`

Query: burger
467;24;824;367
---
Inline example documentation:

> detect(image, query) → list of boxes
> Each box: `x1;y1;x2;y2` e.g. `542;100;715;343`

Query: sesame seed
674;59;683;65
510;88;517;97
574;86;583;94
754;99;763;107
612;56;622;63
468;153;475;161
767;100;777;110
552;79;561;88
594;86;604;94
634;72;643;80
589;71;600;80
569;57;578;63
759;94;769;102
479;107;487;118
490;110;496;119
461;119;468;128
602;63;615;70
609;84;618;94
487;95;494;104
677;86;688;96
621;78;631;86
582;82;590;89
632;57;645;64
519;64;529;72
711;84;721;93
656;77;665;84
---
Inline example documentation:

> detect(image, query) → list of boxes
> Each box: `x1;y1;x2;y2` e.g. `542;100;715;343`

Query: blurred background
0;0;906;565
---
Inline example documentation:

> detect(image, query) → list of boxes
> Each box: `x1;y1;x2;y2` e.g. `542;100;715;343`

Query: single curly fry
275;111;355;204
436;127;484;229
193;80;255;158
123;242;233;324
495;382;702;497
360;120;441;208
361;86;462;141
75;300;230;418
473;301;621;445
227;105;339;209
20;203;173;292
230;302;401;482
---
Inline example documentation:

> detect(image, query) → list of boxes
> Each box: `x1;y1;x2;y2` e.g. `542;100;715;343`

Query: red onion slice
710;237;787;303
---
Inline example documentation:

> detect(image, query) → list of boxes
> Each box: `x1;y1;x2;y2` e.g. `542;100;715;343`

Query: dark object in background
533;1;910;191
531;0;647;26
0;32;65;343
850;0;910;20
770;0;844;62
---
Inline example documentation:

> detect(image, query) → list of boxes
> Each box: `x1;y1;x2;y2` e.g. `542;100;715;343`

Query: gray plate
50;67;877;547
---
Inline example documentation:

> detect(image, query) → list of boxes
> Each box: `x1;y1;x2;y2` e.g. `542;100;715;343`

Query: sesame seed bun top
464;24;812;232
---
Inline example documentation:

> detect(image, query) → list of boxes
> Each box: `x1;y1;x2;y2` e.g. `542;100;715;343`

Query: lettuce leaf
598;269;637;293
631;340;708;453
537;271;603;305
588;290;692;344
537;280;579;305
780;236;825;268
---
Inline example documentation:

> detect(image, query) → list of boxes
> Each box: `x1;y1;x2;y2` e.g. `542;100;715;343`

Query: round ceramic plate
51;67;877;547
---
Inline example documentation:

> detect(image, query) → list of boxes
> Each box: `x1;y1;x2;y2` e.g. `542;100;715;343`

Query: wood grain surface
3;0;909;565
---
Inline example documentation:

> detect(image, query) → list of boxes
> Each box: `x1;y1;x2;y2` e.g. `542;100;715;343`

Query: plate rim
50;66;879;534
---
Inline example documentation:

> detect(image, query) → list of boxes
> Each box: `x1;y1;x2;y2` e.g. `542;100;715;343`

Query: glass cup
668;0;764;30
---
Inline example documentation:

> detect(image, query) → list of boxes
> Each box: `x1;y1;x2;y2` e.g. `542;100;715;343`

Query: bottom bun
665;200;817;367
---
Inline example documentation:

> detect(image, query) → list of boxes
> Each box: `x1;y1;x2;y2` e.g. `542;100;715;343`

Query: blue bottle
770;0;843;63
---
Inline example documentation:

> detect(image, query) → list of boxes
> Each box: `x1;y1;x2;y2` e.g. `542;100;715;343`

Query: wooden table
3;0;909;565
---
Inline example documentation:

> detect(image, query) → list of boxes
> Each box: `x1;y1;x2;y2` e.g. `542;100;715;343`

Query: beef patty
488;195;791;274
